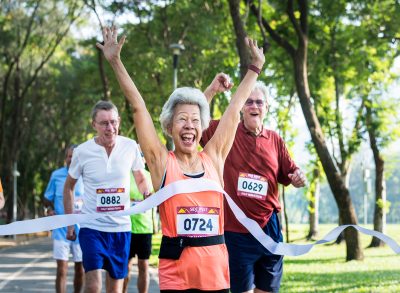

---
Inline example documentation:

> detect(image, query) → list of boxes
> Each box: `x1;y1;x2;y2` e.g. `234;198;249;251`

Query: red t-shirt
201;120;298;233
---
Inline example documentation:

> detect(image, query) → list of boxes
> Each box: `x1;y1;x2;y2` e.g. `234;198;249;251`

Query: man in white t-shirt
63;100;151;293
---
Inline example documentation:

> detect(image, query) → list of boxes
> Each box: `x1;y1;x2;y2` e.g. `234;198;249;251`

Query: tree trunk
293;51;363;260
335;169;352;244
335;216;344;244
307;167;320;240
98;49;111;101
228;0;252;79
366;105;385;247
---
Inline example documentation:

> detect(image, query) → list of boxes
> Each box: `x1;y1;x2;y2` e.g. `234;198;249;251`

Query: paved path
0;236;159;292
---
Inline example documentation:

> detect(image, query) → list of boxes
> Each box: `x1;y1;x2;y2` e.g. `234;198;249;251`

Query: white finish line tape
0;178;399;256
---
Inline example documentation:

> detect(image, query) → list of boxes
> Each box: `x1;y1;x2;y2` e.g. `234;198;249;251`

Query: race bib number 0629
237;172;268;200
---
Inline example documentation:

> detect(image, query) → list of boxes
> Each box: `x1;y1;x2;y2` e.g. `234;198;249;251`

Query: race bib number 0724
176;206;220;236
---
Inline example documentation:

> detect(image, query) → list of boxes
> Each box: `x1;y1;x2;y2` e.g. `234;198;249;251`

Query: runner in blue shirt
44;144;85;293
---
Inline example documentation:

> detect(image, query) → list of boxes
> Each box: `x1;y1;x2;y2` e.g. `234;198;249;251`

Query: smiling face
170;104;202;154
92;109;120;147
241;88;268;134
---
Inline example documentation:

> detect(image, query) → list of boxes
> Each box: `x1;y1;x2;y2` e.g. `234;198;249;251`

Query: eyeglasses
244;99;265;107
96;120;118;128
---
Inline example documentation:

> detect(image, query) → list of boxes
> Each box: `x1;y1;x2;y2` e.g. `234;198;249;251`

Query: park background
0;1;399;292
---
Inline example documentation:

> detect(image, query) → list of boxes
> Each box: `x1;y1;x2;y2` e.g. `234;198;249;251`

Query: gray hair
253;81;269;105
91;100;119;121
159;87;210;137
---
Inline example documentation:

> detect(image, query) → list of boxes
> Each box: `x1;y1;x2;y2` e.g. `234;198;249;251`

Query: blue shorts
79;228;131;279
225;212;283;293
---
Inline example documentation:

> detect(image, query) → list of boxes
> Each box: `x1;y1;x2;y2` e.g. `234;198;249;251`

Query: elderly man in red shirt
201;76;306;293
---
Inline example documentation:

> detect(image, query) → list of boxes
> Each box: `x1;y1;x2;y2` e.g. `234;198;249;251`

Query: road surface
0;236;159;292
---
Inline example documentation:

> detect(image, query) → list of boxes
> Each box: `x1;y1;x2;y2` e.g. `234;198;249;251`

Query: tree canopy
0;1;399;259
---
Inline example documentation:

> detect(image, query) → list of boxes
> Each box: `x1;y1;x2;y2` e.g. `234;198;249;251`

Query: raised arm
96;27;167;188
203;73;234;103
204;38;265;170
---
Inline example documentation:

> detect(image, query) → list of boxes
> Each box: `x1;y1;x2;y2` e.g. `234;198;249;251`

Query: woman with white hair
97;26;265;292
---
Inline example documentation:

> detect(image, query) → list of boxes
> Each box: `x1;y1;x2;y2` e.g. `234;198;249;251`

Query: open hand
96;26;126;63
66;226;77;241
246;37;265;69
46;209;55;216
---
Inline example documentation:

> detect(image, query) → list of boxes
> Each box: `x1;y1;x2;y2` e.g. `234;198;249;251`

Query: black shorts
129;233;152;260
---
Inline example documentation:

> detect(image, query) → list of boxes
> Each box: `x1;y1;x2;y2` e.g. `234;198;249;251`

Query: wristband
248;64;262;75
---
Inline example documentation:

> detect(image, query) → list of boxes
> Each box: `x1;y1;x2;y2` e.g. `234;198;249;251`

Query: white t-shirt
69;135;144;232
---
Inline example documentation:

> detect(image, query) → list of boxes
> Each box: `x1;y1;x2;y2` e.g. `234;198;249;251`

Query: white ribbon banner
0;178;399;256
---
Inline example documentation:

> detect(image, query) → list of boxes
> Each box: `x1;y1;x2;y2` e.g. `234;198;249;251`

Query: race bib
176;206;220;236
96;188;126;212
237;172;268;200
73;198;83;214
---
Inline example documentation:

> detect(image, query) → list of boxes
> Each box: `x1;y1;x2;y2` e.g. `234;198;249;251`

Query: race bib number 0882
96;188;126;212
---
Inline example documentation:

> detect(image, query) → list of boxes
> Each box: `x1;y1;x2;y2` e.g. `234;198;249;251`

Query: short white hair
254;81;269;105
159;87;210;137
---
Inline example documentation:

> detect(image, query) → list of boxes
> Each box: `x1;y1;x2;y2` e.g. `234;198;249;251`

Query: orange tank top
158;151;230;291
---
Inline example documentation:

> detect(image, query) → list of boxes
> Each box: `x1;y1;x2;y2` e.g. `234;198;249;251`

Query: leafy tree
100;0;238;138
235;0;400;260
0;0;84;220
242;0;364;260
365;94;400;246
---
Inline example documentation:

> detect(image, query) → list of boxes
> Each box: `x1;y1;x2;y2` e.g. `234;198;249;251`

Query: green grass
150;224;400;292
282;224;400;292
150;233;162;267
